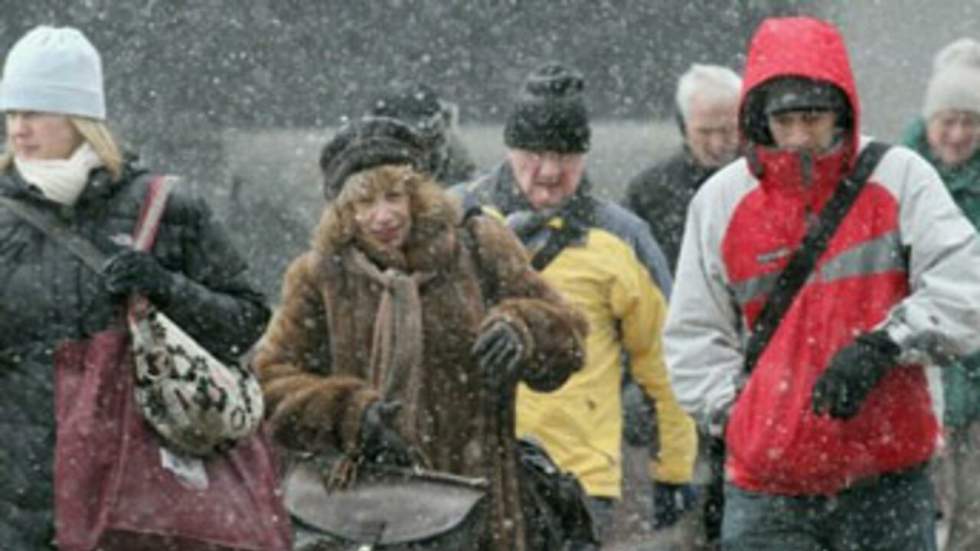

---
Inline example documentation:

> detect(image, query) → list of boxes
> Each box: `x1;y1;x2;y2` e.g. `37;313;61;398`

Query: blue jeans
722;465;937;551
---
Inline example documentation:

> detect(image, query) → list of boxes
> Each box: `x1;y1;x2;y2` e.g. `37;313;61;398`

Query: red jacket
665;17;980;495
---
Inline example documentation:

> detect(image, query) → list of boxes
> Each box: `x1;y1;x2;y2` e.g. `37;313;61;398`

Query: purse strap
132;175;174;252
458;207;499;307
0;174;173;272
124;176;173;319
742;141;891;374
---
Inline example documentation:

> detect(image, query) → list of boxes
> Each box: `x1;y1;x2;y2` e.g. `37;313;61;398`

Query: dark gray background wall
5;1;977;175
834;0;980;140
4;1;979;298
1;1;815;131
0;1;834;200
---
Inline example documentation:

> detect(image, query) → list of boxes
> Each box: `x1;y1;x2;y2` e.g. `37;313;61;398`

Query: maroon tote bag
53;331;292;550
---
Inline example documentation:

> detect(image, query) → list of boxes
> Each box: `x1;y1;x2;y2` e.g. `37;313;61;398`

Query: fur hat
0;25;105;120
504;63;590;153
367;82;449;140
319;116;433;200
923;38;980;119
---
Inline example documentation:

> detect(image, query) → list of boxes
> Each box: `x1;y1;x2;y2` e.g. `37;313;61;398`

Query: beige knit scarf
348;247;435;454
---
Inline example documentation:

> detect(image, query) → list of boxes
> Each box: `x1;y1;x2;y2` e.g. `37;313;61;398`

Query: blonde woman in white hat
902;37;980;551
0;25;270;549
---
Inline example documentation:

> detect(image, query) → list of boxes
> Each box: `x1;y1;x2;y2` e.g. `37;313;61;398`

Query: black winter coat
0;161;269;550
623;149;717;272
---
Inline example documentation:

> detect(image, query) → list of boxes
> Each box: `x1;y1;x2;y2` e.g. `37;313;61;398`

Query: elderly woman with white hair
0;25;269;549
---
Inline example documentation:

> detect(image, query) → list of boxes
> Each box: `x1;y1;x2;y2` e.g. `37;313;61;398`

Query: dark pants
566;496;615;550
703;435;726;547
722;465;937;551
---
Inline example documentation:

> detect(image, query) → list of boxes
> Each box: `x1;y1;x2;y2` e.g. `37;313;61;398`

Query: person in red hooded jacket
664;16;980;551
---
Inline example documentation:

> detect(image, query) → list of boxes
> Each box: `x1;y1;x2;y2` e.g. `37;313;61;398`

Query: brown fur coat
254;181;587;550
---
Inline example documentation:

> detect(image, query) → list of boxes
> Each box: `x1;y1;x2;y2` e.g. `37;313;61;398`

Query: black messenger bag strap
530;221;586;271
0;195;108;272
742;141;891;374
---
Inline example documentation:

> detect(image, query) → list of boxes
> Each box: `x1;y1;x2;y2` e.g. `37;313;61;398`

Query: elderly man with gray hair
625;63;741;272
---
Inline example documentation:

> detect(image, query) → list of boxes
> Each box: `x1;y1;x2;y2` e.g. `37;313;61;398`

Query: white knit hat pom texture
0;25;105;120
923;37;980;119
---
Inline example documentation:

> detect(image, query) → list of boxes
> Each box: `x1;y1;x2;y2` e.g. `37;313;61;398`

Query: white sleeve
664;180;746;425
879;147;980;365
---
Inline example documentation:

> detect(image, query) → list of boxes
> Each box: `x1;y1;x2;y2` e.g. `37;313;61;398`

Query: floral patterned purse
127;175;265;456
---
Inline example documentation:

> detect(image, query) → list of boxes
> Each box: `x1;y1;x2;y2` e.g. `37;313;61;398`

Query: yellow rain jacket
457;166;697;498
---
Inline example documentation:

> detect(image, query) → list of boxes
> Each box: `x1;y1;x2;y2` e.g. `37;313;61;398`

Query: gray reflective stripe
817;231;905;283
730;231;906;307
731;271;779;306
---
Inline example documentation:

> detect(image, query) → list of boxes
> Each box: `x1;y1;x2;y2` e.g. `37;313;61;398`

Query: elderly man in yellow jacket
456;62;698;547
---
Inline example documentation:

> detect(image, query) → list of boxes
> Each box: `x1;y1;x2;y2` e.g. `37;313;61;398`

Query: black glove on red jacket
811;330;901;420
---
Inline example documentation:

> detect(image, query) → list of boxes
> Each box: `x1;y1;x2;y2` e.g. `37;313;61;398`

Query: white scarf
14;142;105;206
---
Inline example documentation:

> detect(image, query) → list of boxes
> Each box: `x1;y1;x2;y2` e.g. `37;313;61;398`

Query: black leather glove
472;321;525;390
652;481;698;530
359;400;412;466
811;330;901;420
621;379;655;446
102;249;175;304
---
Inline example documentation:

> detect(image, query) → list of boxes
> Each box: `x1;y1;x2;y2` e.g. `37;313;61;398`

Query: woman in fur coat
254;117;588;551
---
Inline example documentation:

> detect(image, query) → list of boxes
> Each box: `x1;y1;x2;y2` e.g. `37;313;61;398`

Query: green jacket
903;118;980;427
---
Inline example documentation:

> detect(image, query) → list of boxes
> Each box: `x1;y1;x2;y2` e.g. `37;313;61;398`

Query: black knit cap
319;116;433;200
763;76;847;115
504;63;591;153
367;82;448;140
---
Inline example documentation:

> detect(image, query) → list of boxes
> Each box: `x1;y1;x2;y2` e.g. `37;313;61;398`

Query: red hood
739;17;860;176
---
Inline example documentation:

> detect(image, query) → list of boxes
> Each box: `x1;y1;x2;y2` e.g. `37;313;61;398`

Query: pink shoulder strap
132;175;175;252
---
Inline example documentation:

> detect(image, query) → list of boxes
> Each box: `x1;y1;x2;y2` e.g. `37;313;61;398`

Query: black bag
518;438;598;550
283;454;487;550
701;141;891;543
284;441;597;551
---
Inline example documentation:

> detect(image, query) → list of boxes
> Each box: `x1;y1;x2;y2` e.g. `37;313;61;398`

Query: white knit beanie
0;25;105;120
922;37;980;119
